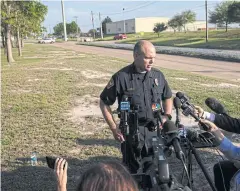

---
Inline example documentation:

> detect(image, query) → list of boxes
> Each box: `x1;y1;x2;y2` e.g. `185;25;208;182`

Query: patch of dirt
200;83;239;88
11;89;32;93
77;82;106;88
27;78;46;82
67;95;101;124
81;70;112;79
28;67;73;71
172;77;188;81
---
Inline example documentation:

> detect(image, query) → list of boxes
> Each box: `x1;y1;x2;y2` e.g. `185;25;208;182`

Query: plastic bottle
31;152;37;166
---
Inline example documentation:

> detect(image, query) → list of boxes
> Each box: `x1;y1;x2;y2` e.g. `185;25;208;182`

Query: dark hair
76;161;138;191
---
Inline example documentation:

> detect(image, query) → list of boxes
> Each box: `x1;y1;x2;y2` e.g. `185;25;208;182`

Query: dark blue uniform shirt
100;63;172;122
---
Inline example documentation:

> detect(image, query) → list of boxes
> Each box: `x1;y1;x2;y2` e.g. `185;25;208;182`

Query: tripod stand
182;139;217;191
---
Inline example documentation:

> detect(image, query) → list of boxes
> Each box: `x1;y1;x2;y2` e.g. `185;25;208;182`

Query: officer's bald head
133;40;155;56
133;40;156;72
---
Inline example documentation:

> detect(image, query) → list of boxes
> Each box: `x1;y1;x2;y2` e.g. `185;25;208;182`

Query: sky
42;1;223;33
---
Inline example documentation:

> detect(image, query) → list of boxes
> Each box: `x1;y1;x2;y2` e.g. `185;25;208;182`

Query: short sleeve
100;75;118;106
162;77;172;100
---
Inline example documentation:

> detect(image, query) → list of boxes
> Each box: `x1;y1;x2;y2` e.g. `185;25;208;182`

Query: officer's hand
194;106;205;119
112;129;125;143
199;119;218;132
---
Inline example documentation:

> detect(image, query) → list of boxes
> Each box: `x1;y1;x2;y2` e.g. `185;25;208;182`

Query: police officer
100;40;173;173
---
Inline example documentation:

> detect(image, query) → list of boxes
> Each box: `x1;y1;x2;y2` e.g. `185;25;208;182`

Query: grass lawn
1;44;239;190
98;29;240;50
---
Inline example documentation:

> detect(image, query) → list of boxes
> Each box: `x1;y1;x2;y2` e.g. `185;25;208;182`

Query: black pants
213;160;238;191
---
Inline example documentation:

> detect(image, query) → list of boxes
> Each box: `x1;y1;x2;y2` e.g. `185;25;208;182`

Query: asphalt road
53;42;240;82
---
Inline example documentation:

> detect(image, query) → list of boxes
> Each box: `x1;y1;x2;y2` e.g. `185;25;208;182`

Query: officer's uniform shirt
100;63;172;123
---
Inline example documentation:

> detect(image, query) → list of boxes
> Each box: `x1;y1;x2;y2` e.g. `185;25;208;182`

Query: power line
101;2;157;16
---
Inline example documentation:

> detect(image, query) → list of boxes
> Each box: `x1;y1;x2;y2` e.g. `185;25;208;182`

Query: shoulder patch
107;78;114;89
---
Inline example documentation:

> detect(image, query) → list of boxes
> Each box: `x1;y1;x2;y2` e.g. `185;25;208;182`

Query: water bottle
31;152;37;166
178;124;187;138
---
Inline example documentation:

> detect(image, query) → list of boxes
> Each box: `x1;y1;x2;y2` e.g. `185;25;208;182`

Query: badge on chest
154;78;158;86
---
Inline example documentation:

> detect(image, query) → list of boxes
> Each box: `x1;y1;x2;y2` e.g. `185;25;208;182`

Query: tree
153;23;167;37
53;22;64;36
88;29;97;37
54;21;80;36
168;18;179;33
228;1;240;23
102;16;112;34
1;1;17;63
1;1;48;63
209;1;233;32
66;21;80;35
181;10;196;32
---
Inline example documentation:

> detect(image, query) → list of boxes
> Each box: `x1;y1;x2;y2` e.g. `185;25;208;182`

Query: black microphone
120;95;130;135
173;97;181;127
176;92;210;131
205;97;228;115
163;121;185;161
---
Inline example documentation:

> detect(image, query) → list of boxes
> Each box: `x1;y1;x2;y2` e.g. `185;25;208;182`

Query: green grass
98;29;240;50
1;44;240;190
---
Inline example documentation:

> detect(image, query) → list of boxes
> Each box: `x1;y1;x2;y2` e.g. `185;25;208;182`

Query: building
106;17;211;34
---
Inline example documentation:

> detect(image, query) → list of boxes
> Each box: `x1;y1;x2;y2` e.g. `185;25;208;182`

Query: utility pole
205;0;208;42
123;8;126;34
49;25;51;34
99;12;103;39
91;11;95;39
61;0;67;41
74;16;78;37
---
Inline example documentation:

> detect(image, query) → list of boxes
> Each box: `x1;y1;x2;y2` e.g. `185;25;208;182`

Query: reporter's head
77;161;138;191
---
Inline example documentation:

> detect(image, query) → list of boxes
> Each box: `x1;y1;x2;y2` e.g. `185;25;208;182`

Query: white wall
135;17;169;33
106;19;135;34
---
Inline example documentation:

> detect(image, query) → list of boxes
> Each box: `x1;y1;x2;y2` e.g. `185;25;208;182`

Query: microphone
205;97;228;115
176;92;210;131
120;95;130;135
163;121;185;161
173;97;181;127
152;99;164;126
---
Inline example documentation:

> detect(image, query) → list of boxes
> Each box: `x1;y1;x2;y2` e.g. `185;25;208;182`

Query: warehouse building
106;17;210;34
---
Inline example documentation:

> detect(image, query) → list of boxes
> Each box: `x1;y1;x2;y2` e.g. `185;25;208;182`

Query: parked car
38;38;55;44
114;34;127;40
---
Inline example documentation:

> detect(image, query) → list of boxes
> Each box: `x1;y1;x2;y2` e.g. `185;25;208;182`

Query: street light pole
74;16;78;37
61;0;67;41
205;0;208;42
123;8;126;34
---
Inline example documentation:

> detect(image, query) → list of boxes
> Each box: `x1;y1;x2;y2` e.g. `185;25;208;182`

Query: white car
38;38;55;44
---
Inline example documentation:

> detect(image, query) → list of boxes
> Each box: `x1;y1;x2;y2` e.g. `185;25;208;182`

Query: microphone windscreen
176;92;184;99
173;97;181;109
122;95;128;101
205;97;227;114
163;120;178;134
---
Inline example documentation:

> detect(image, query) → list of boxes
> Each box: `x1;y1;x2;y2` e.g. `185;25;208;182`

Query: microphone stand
185;139;217;191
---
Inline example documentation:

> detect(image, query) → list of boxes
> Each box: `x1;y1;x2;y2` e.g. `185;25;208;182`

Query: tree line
53;21;80;37
1;1;48;63
153;1;240;36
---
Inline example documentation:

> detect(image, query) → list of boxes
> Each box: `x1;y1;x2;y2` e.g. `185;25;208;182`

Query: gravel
77;42;240;63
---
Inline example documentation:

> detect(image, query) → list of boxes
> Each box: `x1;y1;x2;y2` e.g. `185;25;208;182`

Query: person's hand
112;128;125;143
54;158;68;191
199;119;218;132
194;106;205;119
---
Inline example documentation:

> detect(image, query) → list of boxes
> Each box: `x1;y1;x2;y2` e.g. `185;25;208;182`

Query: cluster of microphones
161;91;226;161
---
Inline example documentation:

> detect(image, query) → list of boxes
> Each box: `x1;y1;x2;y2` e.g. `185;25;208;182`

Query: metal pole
74;16;78;37
123;8;126;34
61;0;67;41
205;0;208;42
99;12;103;39
91;11;95;39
